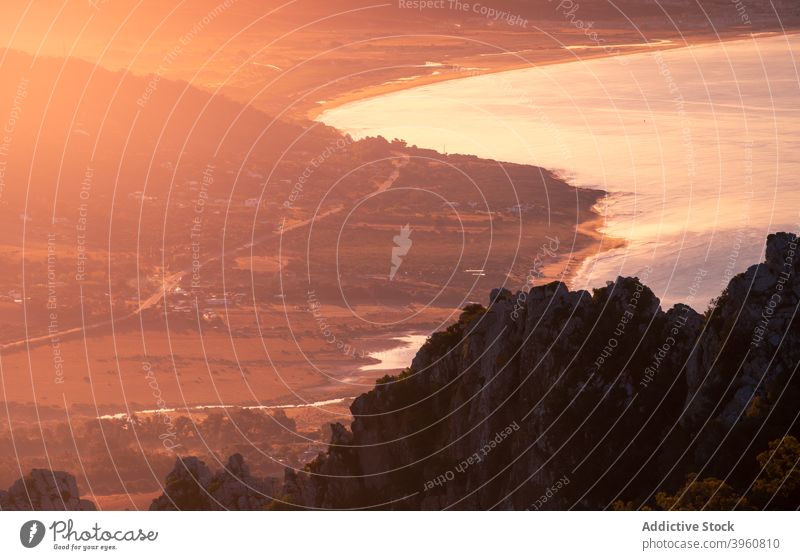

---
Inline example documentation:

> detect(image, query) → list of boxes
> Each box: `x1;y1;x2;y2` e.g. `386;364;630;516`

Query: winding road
0;153;409;353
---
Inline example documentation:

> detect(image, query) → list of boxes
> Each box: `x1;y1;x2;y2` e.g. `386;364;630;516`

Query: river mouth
96;334;431;421
97;397;356;421
358;334;429;372
318;33;800;309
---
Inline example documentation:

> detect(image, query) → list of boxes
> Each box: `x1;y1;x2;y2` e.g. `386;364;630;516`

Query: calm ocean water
319;34;800;309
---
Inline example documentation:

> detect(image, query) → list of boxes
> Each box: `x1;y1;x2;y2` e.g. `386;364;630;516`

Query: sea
318;34;800;309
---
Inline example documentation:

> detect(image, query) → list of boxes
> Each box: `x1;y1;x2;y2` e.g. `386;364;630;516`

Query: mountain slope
283;232;800;510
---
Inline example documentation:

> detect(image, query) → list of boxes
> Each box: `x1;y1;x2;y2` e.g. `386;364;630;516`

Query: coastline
307;29;782;121
310;29;792;297
552;206;625;288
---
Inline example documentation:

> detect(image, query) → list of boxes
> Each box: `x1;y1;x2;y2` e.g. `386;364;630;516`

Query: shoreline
554;207;625;288
307;29;783;121
309;30;792;298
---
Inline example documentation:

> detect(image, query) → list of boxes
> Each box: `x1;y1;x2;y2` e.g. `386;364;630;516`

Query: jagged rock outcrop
14;235;797;510
682;232;800;472
283;232;800;510
149;454;280;510
0;469;96;511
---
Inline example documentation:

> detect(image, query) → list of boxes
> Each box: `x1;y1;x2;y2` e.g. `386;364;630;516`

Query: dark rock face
0;469;96;511
149;454;280;511
284;232;800;510
11;234;798;511
682;232;800;473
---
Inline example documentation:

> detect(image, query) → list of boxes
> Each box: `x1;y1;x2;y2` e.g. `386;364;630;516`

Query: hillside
5;232;798;511
279;232;800;510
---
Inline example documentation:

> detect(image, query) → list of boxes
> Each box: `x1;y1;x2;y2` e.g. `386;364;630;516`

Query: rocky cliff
11;234;797;511
0;469;96;511
150;454;281;511
282;232;800;510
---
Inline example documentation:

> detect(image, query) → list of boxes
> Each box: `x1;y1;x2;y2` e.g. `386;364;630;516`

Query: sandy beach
3;0;798;514
306;29;780;120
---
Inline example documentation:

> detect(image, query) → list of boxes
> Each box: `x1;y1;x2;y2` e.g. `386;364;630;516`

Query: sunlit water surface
319;34;800;309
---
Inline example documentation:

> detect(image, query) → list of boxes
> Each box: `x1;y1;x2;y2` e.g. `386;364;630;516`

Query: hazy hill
0;49;334;208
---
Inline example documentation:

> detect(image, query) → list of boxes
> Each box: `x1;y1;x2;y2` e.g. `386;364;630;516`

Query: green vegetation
646;436;800;510
655;475;746;510
372;304;486;389
752;436;800;507
425;303;486;360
